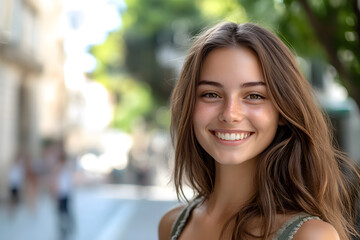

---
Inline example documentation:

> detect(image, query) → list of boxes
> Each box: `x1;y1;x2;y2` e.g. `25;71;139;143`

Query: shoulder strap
274;213;321;240
169;198;202;240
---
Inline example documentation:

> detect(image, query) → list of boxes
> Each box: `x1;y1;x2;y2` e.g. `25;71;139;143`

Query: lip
211;129;252;134
210;129;253;145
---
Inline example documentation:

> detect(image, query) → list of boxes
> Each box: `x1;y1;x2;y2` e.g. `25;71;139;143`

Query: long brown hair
170;22;359;240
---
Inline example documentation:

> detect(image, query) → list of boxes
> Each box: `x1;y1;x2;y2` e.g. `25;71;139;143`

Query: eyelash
201;92;221;98
245;93;264;100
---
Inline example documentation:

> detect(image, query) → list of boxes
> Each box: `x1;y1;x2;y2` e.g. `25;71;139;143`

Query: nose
219;97;243;123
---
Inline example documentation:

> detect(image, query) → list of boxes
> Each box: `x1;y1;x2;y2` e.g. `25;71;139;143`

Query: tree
116;0;249;105
120;0;204;105
234;0;360;106
91;0;360;132
277;0;360;107
90;0;249;131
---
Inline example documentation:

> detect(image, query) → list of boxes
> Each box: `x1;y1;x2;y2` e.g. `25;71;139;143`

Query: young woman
159;22;360;240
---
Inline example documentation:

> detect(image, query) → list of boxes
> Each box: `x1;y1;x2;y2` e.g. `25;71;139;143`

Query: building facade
0;0;66;199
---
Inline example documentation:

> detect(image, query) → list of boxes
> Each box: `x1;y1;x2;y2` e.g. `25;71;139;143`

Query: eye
202;92;221;98
245;94;264;100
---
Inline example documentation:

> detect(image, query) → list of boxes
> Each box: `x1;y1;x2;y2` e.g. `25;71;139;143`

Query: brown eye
246;94;263;100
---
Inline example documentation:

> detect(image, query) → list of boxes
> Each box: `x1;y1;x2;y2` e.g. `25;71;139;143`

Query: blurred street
0;1;360;240
0;184;179;240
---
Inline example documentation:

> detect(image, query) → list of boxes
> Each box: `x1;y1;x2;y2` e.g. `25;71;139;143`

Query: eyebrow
198;80;266;88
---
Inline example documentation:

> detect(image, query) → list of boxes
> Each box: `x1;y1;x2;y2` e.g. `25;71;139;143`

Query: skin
158;47;340;240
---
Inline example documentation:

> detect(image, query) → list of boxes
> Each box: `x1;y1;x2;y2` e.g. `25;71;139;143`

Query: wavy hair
170;22;359;240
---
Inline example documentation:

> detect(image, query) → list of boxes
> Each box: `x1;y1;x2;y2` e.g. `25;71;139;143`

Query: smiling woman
193;47;279;166
159;22;360;240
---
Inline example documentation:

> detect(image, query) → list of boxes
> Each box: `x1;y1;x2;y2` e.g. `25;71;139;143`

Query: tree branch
298;0;347;79
298;0;360;107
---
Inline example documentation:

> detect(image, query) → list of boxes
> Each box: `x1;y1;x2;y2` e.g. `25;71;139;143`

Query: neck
206;158;257;218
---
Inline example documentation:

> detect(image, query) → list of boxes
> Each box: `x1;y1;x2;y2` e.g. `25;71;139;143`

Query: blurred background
0;0;359;239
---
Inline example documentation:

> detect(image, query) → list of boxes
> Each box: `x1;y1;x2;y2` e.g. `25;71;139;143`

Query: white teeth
225;133;230;140
215;132;250;141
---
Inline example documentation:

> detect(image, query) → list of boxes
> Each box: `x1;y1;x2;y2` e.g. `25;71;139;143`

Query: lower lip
211;132;252;146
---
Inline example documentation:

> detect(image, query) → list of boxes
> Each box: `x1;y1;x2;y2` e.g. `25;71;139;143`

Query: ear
278;115;286;126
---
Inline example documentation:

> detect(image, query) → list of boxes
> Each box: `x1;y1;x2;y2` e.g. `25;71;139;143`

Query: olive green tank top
169;198;321;240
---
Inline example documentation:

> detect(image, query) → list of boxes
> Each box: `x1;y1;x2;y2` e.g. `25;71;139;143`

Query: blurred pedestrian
159;22;360;240
24;156;41;211
8;149;25;208
50;141;75;240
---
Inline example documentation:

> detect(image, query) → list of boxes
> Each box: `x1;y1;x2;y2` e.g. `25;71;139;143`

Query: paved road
0;184;180;240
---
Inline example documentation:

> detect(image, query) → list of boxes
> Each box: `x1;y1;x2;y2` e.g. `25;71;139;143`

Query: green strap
170;202;320;240
275;213;321;240
169;198;202;240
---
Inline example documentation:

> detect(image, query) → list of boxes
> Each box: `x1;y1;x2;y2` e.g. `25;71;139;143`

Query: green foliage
97;74;154;132
90;31;155;132
197;0;247;23
236;0;283;26
122;0;203;36
118;0;253;106
113;78;153;132
90;0;360;132
90;31;125;77
278;2;324;57
238;0;360;105
119;0;209;106
280;0;360;105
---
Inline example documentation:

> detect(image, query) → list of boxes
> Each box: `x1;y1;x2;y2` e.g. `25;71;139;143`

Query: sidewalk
0;184;180;240
0;193;57;240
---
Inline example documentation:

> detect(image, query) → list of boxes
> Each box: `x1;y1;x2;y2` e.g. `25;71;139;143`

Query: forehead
199;46;264;84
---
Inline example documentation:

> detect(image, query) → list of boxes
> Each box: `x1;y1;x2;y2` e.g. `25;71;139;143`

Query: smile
214;131;251;141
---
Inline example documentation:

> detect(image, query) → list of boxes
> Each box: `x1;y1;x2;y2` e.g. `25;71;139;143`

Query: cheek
193;102;217;125
193;103;218;145
193;103;206;136
248;106;279;131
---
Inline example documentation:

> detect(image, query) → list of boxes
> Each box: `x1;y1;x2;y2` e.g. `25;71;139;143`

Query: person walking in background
159;22;360;240
50;141;75;240
8;149;25;208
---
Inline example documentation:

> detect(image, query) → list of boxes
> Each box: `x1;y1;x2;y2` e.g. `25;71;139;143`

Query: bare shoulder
293;219;340;240
158;205;184;240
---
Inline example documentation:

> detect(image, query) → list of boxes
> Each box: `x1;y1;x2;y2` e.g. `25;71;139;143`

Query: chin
213;154;258;166
214;157;248;166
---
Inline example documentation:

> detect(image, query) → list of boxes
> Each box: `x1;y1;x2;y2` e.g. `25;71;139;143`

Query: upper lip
211;129;253;134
